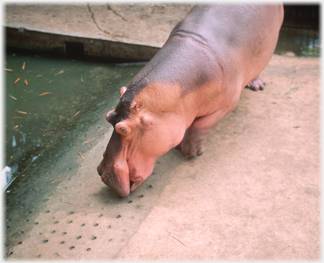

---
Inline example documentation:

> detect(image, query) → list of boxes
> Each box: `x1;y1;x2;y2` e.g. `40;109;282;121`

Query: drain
76;236;82;240
69;246;75;250
91;236;96;240
43;239;48;244
60;241;65;244
93;223;98;227
86;248;91;251
65;41;84;58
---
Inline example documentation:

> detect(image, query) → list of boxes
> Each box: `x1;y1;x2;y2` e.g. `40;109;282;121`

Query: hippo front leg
177;108;229;158
177;127;209;158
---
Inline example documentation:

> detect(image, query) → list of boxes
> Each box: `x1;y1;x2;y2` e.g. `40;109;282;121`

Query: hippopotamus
97;3;284;197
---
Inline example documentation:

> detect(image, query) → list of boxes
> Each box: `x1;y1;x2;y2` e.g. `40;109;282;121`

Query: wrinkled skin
97;4;284;197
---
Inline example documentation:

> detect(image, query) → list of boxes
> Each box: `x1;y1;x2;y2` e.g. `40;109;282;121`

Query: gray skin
97;4;284;197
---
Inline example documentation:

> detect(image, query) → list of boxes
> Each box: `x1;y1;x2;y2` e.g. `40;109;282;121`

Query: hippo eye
115;122;131;136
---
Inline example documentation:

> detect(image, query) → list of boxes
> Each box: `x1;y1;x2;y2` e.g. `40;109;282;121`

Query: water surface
4;51;145;191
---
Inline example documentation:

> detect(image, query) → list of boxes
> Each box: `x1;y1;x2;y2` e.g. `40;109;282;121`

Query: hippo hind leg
245;74;265;91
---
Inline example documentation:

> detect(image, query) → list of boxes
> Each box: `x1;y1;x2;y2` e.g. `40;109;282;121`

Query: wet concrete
3;52;146;258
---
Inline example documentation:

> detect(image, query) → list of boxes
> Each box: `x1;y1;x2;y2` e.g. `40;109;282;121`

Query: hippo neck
125;42;222;111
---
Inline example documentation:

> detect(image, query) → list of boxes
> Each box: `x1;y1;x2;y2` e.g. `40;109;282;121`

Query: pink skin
97;4;284;197
97;83;234;196
97;87;186;197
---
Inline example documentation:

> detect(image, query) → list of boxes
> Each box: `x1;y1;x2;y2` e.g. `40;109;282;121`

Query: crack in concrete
107;4;128;22
87;3;123;38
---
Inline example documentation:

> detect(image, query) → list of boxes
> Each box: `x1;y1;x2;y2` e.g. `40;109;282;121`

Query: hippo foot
176;129;207;159
245;75;265;91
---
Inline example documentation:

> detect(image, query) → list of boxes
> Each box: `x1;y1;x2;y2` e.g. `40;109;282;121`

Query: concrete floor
4;3;321;261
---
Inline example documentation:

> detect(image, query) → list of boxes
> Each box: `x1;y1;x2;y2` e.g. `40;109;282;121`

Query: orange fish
14;128;23;135
24;79;28;85
78;152;85;159
39;92;53;96
17;111;27;114
22;62;25;70
14;78;20;84
9;95;17;100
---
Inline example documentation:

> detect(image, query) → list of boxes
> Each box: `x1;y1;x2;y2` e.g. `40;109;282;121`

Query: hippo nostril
130;180;134;188
106;110;117;125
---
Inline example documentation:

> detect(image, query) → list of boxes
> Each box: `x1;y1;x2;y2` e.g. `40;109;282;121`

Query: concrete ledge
5;3;193;61
6;26;160;62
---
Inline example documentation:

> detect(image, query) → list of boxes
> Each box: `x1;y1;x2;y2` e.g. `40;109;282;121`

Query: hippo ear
115;121;132;136
120;87;127;98
135;100;145;112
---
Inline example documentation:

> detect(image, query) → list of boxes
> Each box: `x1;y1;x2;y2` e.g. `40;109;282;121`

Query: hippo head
97;86;185;197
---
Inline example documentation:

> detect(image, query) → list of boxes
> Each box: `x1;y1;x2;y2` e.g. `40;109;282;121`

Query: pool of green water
3;51;145;191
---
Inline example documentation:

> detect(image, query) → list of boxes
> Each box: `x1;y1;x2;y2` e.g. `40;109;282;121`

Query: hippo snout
97;163;131;198
101;172;130;198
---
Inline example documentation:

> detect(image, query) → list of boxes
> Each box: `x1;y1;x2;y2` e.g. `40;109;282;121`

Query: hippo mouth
100;172;131;198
